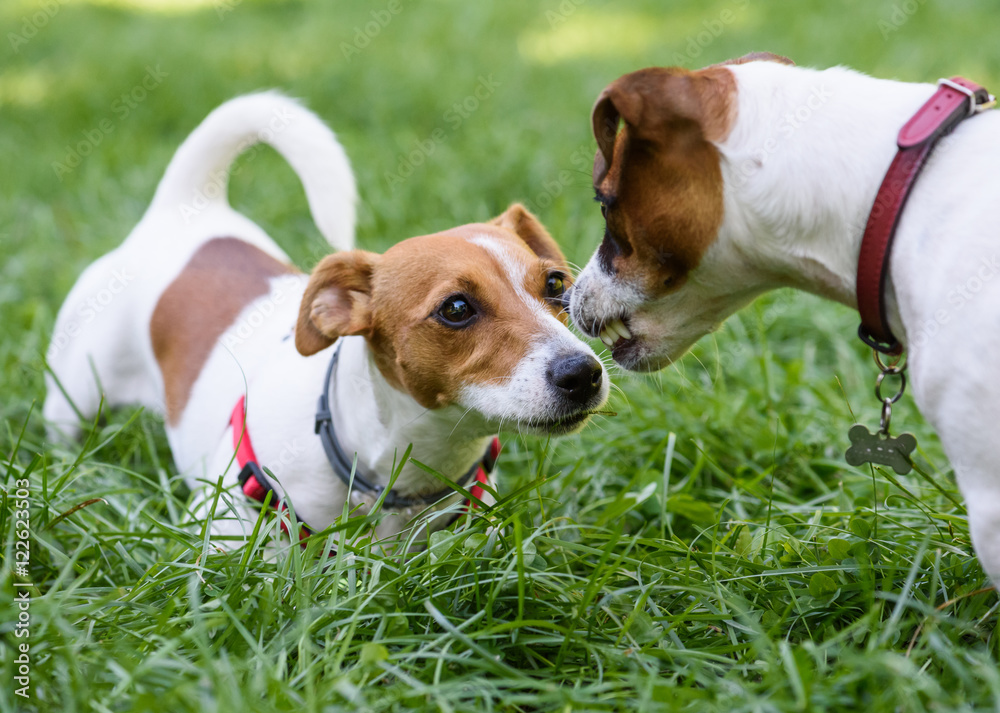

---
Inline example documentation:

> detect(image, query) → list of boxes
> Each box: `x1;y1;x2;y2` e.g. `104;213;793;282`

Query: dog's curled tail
150;91;356;252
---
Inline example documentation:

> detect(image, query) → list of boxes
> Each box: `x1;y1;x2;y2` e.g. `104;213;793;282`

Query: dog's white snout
568;278;602;338
571;251;648;337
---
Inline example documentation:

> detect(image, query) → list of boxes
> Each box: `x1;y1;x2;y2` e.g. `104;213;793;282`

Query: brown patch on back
150;237;296;424
591;65;735;293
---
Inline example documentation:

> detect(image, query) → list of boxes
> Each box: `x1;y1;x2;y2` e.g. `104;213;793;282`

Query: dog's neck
327;336;493;497
718;64;938;319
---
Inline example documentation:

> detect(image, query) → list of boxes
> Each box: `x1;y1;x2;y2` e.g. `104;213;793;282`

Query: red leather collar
856;76;993;354
229;396;496;547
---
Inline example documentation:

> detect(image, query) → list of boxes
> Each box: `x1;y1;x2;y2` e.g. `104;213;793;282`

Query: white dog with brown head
45;92;608;545
569;53;1000;584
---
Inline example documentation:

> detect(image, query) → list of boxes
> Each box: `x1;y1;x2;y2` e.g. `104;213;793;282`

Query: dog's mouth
594;313;670;372
595;314;642;362
519;408;611;435
596;314;632;348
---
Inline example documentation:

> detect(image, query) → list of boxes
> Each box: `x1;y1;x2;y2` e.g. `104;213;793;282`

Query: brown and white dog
568;54;1000;584
45;92;608;543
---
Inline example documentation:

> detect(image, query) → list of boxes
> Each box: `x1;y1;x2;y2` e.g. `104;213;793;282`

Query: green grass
3;0;1000;710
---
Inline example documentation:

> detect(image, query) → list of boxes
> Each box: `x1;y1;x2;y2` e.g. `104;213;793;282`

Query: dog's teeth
604;323;620;343
611;318;631;341
599;329;614;347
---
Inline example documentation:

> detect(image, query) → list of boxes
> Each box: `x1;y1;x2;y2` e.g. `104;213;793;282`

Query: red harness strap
230;396;313;543
229;397;497;546
471;437;502;505
856;76;993;354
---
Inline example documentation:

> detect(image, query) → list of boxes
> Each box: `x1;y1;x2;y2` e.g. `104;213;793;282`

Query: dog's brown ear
491;203;567;266
591;66;736;187
592;83;643;186
712;51;794;67
295;251;381;356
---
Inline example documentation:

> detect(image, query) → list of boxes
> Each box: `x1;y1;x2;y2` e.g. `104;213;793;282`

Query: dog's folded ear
592;82;640;187
491;203;567;266
296;251;380;356
591;66;736;186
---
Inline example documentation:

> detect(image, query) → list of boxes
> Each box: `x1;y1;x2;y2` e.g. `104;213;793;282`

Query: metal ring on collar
872;349;906;373
875;369;906;404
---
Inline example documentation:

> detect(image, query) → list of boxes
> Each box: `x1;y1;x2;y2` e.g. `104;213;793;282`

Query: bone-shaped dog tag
845;424;916;475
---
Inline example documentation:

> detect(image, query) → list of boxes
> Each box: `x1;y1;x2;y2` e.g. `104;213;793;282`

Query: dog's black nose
547;353;603;405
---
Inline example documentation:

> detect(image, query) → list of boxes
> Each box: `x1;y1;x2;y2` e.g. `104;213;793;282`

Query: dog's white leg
44;250;160;440
186;434;261;548
909;344;1000;584
931;435;1000;583
964;495;1000;583
935;445;1000;583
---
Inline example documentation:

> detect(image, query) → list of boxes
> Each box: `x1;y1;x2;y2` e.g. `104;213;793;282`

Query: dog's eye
437;295;476;327
545;272;566;299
